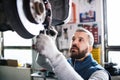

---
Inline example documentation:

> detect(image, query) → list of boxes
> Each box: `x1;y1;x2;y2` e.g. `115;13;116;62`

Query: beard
70;45;88;59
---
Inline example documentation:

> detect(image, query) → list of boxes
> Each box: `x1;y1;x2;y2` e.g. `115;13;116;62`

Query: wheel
3;0;71;39
3;0;45;39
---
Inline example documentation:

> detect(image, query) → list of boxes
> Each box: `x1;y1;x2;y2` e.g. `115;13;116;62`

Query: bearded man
36;27;111;80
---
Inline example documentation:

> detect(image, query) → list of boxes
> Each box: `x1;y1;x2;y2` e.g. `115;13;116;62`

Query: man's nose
72;39;78;45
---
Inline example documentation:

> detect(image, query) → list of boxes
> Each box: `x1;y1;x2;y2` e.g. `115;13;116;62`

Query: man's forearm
51;52;83;80
36;53;53;72
36;52;83;80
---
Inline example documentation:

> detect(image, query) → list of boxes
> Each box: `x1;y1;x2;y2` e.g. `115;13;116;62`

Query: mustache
70;45;79;50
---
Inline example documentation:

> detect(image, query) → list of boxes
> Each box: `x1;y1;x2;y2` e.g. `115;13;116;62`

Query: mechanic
35;27;111;80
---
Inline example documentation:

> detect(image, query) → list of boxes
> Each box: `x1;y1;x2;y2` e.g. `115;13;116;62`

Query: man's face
70;31;91;59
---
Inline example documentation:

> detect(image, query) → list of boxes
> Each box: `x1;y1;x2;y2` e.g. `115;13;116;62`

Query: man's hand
49;26;58;40
35;27;60;61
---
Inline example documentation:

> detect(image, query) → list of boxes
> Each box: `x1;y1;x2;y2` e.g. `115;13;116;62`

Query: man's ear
89;46;93;52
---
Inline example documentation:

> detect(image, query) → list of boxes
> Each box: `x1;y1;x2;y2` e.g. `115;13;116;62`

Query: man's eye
72;37;75;41
79;38;83;42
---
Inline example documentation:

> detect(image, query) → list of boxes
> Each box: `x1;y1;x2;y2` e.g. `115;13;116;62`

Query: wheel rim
16;0;46;36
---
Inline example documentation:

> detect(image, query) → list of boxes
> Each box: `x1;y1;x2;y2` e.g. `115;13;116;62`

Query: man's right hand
35;27;61;61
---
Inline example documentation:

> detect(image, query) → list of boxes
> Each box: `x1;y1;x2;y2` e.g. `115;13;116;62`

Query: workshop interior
0;0;120;80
